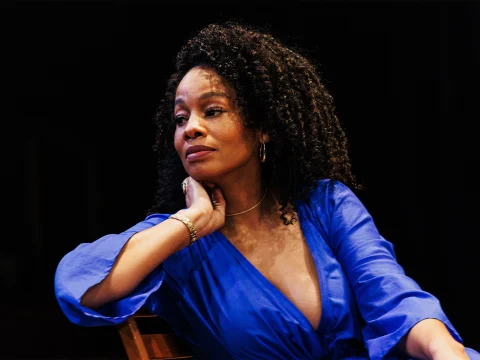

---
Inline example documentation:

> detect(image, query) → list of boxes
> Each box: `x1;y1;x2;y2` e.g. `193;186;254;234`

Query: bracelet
169;213;197;245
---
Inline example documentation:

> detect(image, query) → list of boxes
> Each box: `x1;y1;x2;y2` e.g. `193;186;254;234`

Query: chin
184;167;223;183
184;160;243;183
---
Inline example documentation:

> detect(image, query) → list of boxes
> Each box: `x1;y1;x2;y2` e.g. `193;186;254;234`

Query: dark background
7;1;480;358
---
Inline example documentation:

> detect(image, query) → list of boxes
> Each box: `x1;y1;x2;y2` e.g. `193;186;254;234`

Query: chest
222;223;322;330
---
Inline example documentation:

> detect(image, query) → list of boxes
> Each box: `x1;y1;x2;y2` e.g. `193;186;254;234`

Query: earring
259;140;266;163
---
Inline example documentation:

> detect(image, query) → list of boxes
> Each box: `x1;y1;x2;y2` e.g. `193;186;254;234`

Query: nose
184;113;207;140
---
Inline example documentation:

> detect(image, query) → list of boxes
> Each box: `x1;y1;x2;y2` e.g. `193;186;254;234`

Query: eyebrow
174;91;230;105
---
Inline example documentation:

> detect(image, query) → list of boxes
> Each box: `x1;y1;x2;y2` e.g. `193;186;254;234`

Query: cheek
224;134;256;161
173;130;183;154
230;125;256;151
220;129;248;151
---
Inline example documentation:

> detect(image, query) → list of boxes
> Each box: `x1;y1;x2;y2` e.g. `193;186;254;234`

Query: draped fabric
54;180;479;359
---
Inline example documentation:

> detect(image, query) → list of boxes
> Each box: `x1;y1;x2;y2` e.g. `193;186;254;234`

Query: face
174;66;261;181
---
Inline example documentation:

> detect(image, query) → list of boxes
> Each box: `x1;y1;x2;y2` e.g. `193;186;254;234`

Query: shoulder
299;179;365;227
305;179;356;206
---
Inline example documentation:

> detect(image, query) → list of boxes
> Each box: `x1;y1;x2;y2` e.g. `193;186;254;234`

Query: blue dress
54;180;480;359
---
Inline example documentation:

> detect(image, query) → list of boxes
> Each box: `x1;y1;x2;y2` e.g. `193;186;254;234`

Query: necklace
225;188;268;217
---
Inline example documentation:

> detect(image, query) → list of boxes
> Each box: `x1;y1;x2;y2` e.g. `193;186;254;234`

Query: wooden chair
117;309;193;360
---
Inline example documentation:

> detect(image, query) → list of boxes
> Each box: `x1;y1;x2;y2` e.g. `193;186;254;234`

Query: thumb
211;186;226;211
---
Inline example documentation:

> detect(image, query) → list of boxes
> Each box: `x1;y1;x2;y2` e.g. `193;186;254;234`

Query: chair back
117;310;193;360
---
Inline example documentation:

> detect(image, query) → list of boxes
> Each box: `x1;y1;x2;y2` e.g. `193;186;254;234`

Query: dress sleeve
54;213;169;327
323;181;462;360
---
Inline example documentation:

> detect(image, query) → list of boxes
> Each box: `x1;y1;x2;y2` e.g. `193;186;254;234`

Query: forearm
399;318;467;359
81;210;202;309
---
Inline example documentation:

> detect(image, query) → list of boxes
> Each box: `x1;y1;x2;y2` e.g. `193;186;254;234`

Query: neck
225;187;268;217
211;171;278;228
223;187;278;229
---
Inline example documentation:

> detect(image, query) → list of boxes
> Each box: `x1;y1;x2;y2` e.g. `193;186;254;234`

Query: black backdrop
7;1;480;358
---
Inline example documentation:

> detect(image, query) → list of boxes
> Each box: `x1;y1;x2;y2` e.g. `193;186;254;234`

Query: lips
186;145;216;158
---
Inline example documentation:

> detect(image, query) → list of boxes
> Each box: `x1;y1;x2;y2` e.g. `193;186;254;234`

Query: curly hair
147;21;360;224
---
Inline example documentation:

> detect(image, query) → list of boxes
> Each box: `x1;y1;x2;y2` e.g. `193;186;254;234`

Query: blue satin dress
54;180;480;359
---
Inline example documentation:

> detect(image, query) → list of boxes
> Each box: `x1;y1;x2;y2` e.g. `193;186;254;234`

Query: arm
54;178;226;325
80;211;198;309
82;179;226;309
317;180;464;360
54;215;171;326
399;319;468;360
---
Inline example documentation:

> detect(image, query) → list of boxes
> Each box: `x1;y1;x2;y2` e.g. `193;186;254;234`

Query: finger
202;181;216;190
186;177;202;192
188;177;207;195
211;186;226;209
185;177;211;209
181;177;189;195
181;177;191;207
201;181;217;204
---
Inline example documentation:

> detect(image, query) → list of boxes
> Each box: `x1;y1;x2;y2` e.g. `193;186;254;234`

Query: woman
54;22;479;359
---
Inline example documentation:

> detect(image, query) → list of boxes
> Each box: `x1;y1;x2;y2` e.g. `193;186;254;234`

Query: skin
172;66;469;359
173;66;323;330
173;66;266;217
82;65;469;359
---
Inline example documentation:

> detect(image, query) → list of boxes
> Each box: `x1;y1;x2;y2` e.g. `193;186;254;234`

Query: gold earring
259;140;266;163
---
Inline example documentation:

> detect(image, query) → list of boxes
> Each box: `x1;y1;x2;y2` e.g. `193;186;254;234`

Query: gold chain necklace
225;188;268;217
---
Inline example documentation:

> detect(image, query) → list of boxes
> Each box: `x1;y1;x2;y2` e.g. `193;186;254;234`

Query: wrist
404;319;466;360
429;338;466;359
169;213;197;246
177;208;208;239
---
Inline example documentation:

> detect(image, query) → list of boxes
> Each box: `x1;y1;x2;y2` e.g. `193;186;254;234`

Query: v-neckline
214;208;325;334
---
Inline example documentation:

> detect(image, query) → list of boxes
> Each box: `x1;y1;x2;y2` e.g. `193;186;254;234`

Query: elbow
79;285;99;310
79;282;107;310
79;279;128;310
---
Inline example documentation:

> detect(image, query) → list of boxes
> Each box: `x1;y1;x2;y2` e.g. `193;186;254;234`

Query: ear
259;132;270;143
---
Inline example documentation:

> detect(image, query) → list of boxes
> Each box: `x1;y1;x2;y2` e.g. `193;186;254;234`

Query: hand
177;177;226;239
430;341;469;360
400;319;469;360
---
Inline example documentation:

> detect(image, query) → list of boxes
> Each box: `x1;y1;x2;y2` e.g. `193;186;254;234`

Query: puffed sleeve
54;213;169;327
324;180;462;360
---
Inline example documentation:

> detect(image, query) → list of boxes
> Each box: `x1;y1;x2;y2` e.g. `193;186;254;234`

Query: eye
205;107;225;117
174;115;187;125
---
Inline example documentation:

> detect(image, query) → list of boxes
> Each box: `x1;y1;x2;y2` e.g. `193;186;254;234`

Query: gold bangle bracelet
169;213;197;245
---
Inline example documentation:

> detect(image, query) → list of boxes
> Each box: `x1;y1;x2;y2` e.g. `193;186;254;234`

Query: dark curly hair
147;21;360;224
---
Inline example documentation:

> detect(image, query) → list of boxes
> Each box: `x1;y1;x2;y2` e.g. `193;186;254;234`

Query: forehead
175;67;232;98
